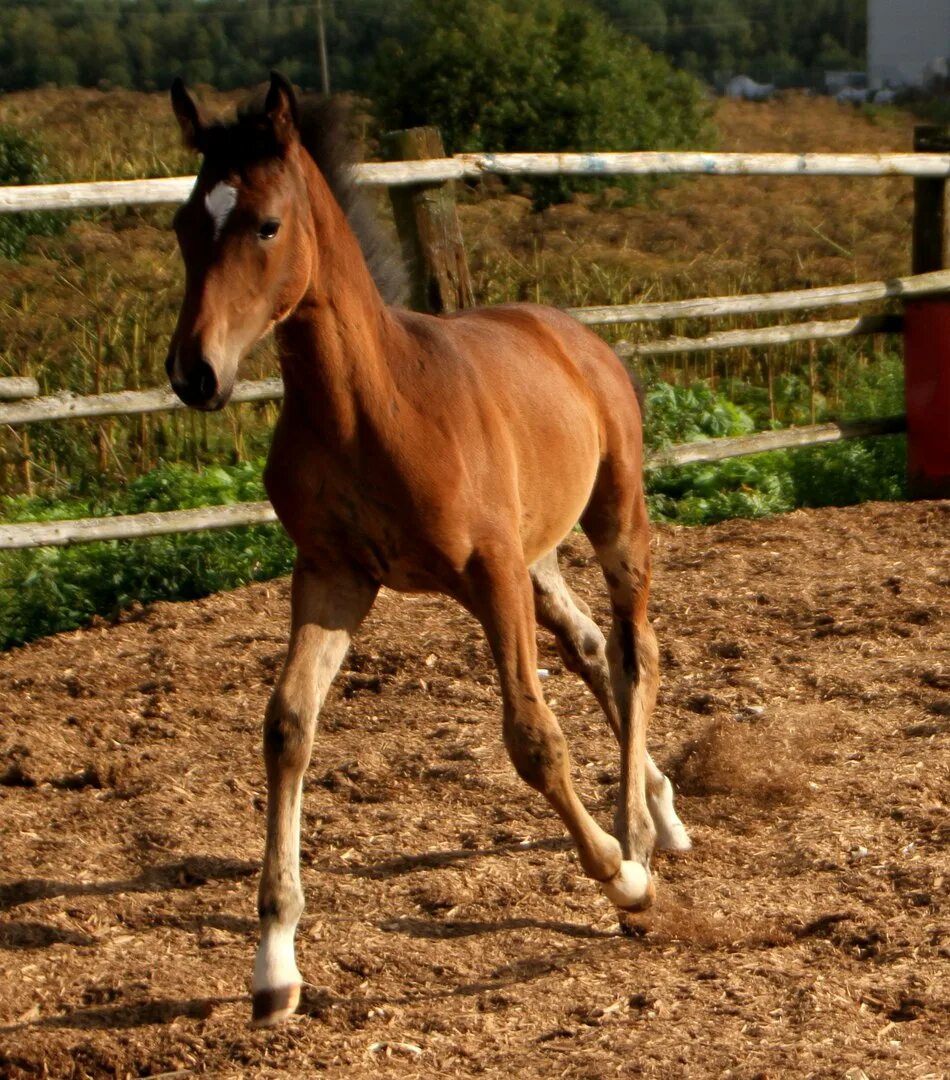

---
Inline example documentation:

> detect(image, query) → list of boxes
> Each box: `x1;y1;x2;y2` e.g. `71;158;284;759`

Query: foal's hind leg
530;550;690;852
466;549;652;911
578;475;690;908
252;560;377;1027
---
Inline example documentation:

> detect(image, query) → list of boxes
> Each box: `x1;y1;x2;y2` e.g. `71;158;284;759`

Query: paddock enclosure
0;501;946;1078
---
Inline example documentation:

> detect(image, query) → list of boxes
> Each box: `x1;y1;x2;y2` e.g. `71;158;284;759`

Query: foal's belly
270;474;471;595
513;405;602;565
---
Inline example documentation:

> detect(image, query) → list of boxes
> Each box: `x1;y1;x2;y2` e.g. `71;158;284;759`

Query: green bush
371;0;711;205
644;381;755;448
0;127;66;260
644;353;907;525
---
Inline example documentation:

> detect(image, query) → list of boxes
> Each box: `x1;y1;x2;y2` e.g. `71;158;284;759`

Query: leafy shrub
644;381;755;448
0;127;66;260
648;454;794;524
644;356;907;525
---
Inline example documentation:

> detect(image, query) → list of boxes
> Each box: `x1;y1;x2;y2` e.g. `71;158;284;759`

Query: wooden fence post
906;126;950;498
381;127;474;314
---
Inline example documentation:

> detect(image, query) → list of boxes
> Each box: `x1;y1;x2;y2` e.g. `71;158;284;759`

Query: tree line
0;0;865;94
593;1;866;85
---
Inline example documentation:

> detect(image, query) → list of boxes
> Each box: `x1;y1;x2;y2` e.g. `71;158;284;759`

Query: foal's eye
258;219;281;241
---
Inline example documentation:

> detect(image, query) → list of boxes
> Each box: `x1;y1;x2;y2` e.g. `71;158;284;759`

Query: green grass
0;463;294;649
644;349;906;524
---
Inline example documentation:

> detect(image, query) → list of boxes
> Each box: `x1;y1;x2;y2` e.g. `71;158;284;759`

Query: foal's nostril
195;360;217;402
169;354;221;408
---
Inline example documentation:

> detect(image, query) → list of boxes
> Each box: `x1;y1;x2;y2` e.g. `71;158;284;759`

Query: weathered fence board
0;176;197;213
5;151;950;214
649;416;906;468
568;269;950;326
455;151;950;180
0;501;277;549
617;314;903;357
0;378;283;427
0;377;39;401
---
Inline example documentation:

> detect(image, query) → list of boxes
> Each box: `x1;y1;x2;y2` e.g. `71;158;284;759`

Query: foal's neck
275;148;399;443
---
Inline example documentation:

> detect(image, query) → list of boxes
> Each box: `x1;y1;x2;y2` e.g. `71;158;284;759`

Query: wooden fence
5;149;950;214
1;130;948;550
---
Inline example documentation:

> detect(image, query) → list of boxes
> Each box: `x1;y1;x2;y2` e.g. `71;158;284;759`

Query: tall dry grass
0;89;918;495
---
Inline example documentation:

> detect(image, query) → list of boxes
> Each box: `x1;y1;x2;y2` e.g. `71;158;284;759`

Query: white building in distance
868;0;950;89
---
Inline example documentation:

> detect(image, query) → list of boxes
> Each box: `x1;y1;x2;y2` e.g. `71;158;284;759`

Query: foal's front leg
252;561;377;1027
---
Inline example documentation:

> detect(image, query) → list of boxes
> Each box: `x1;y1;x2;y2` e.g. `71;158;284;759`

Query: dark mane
200;91;409;307
294;96;409;308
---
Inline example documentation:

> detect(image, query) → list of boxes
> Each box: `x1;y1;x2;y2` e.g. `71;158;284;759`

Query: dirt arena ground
1;502;947;1079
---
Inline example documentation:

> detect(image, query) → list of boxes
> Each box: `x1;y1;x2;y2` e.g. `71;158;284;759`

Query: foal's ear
264;71;299;149
170;78;205;150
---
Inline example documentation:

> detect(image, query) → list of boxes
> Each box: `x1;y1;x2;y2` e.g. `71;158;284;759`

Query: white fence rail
0;148;936;549
618;314;903;357
0;378;283;428
0;501;278;549
0;377;39;401
567;269;950;326
3;150;950;213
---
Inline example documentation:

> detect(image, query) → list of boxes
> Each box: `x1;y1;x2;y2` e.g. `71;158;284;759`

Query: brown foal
167;73;691;1028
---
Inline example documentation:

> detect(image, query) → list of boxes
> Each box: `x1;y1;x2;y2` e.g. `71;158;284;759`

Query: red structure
904;300;950;497
909;127;950;499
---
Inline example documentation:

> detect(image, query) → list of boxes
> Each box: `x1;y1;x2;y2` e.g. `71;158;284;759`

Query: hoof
655;820;692;852
617;910;649;937
251;984;301;1028
600;860;655;912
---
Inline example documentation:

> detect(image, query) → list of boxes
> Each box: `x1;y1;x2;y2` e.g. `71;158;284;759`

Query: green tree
372;0;711;205
0;0;870;94
595;0;668;45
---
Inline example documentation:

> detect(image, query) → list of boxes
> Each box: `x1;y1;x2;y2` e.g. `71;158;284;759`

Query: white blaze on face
205;182;238;241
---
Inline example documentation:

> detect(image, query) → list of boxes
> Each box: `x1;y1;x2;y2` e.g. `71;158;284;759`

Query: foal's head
166;73;314;410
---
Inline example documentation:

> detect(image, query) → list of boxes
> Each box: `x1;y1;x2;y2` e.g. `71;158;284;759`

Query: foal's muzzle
165;350;230;411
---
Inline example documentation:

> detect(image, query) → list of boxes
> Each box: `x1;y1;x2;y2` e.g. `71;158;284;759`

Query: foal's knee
263;691;312;773
504;708;569;793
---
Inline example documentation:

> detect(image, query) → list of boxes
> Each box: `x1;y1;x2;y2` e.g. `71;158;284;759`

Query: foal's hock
166;72;691;1028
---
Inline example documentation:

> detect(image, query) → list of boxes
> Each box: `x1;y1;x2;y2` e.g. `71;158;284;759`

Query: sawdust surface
1;502;947;1079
